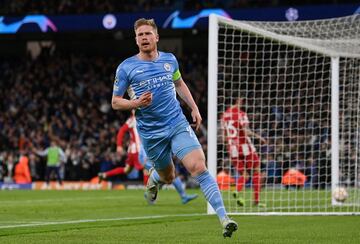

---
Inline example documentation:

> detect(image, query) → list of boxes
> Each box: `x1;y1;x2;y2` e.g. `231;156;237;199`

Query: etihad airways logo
139;74;172;89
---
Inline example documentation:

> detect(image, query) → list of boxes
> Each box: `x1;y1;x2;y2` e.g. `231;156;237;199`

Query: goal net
207;14;360;215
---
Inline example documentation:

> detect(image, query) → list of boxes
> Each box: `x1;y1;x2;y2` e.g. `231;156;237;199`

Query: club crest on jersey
164;63;171;71
113;77;119;91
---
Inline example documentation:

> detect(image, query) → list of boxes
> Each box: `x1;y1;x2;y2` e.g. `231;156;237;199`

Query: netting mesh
339;57;360;200
241;15;360;57
213;15;360;214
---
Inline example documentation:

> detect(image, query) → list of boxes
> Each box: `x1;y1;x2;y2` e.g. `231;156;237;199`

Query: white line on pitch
0;213;207;229
0;221;48;224
0;196;137;205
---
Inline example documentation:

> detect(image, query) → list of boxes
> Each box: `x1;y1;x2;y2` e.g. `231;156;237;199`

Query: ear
155;34;159;43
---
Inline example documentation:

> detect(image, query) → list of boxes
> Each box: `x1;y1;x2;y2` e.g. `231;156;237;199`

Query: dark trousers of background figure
45;166;63;185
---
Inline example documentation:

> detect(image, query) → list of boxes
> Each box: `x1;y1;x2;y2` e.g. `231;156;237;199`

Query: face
236;97;243;107
135;25;159;53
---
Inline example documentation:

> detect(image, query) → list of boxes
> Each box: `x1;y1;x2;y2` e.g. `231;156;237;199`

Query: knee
189;158;207;176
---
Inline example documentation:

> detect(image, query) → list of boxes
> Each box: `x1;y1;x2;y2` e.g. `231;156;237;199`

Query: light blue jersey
113;52;186;138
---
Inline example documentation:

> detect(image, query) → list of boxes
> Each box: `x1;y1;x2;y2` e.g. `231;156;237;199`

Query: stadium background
1;0;359;188
0;1;360;243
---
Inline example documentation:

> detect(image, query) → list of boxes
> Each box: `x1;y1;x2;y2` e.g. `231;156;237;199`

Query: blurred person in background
98;110;144;182
0;153;9;183
221;96;267;207
13;150;32;184
35;138;66;186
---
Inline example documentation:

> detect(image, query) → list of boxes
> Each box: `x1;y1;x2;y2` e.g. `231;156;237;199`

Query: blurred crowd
0;46;207;184
0;0;356;15
1;38;358;189
0;0;358;200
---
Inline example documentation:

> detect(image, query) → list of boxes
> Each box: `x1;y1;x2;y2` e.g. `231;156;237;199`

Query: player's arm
174;78;202;130
58;148;66;163
112;64;152;111
244;126;267;144
116;123;129;155
35;148;48;156
112;93;152;111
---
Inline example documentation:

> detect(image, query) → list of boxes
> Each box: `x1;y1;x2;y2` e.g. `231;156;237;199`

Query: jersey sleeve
113;63;130;97
117;122;129;147
171;53;182;82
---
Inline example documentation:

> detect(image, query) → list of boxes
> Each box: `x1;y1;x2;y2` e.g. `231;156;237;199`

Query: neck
138;50;158;61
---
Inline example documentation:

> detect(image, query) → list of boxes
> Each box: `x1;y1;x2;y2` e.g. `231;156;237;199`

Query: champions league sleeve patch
113;77;120;92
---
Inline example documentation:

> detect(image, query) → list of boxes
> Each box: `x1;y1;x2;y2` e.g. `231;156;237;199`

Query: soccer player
99;110;198;204
35;139;66;186
221;97;267;207
98;110;144;181
111;18;237;238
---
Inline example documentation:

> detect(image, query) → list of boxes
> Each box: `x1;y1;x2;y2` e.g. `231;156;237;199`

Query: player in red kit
221;97;267;207
98;110;145;183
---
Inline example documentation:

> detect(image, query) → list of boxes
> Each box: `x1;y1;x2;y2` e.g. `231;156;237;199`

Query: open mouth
142;42;150;47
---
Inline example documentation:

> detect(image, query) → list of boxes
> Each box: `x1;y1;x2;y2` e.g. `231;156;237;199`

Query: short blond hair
134;18;158;34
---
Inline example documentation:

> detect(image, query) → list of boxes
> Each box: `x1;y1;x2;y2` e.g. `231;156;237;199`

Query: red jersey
117;115;141;154
221;106;256;157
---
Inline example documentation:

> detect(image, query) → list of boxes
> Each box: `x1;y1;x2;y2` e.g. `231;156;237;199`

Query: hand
117;146;124;156
135;91;152;108
260;137;268;144
191;108;202;131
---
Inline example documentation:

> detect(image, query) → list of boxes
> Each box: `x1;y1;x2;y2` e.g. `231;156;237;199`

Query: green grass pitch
0;189;359;243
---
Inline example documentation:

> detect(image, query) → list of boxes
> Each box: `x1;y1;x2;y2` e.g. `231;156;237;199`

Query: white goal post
207;14;360;215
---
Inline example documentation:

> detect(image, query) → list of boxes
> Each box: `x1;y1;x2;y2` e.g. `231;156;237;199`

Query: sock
172;176;186;198
236;175;246;192
252;171;261;204
143;173;149;186
105;167;125;177
195;170;227;221
150;168;161;184
144;161;153;171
